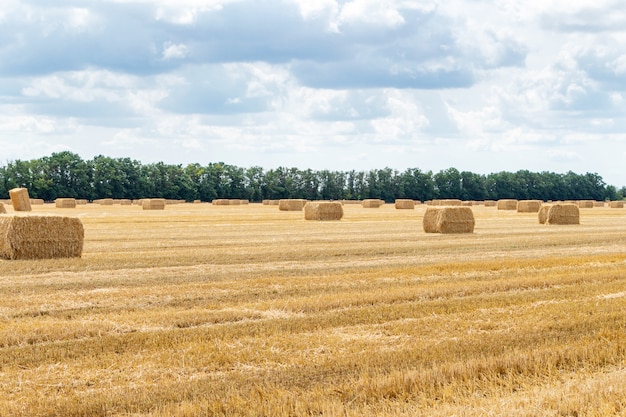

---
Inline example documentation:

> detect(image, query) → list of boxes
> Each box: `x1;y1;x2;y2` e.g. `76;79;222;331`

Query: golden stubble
0;203;625;416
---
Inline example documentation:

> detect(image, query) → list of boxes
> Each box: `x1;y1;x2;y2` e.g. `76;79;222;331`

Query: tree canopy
0;151;622;202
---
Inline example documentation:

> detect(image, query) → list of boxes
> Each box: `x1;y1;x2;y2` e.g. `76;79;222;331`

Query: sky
1;0;626;187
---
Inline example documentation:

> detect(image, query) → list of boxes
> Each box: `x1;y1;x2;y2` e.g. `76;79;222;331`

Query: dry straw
594;201;605;207
432;199;463;206
497;199;518;210
0;215;84;260
212;199;230;206
517;200;542;213
55;198;77;209
578;200;594;209
142;198;166;210
423;206;475;234
362;199;384;208
30;199;44;205
484;200;497;207
9;188;32;212
279;199;307;211
538;204;552;224
609;201;624;208
394;199;415;209
94;198;114;205
545;203;580;225
304;201;344;221
0;204;6;214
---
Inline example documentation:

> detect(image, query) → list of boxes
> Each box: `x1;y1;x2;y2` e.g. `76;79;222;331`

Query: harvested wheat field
1;202;626;416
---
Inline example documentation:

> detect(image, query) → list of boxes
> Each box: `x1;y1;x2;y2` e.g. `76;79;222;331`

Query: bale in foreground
546;203;580;225
304;201;343;221
0;215;84;260
9;188;32;212
423;207;475;234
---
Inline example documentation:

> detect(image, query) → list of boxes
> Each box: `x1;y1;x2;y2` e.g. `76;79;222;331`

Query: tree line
0;151;623;203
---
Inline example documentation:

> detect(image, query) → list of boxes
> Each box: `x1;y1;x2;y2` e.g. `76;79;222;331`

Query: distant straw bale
546;203;580;225
279;199;307;211
55;198;76;209
228;199;241;206
94;198;114;205
0;204;5;214
142;198;166;210
594;201;605;207
538;204;552;224
517;200;542;213
76;199;88;205
484;200;497;207
118;199;132;206
394;199;415;209
304;201;343;221
30;199;44;205
497;199;518;210
0;215;84;260
609;201;624;208
462;201;473;206
212;199;230;206
435;199;463;206
423;206;475;234
9;188;31;212
362;199;384;208
578;200;594;209
341;200;362;205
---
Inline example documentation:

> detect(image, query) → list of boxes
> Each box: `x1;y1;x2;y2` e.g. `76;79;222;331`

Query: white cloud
162;42;189;60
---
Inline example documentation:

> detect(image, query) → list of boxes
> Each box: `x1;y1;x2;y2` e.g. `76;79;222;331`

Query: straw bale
578;200;594;209
362;199;384;208
118;199;132;206
484;200;497;207
609;201;624;208
423;206;475;234
76;199;88;205
304;201;343;221
279;199;307;211
142;198;166;210
394;199;415;209
212;199;230;206
341;200;362;205
95;198;114;205
517;200;542;213
9;188;32;212
538;204;552;224
193;200;203;204
55;198;77;209
228;199;241;206
462;201;473;206
30;199;44;205
436;199;463;206
546;203;580;225
0;204;5;214
594;201;605;207
0;215;84;260
497;199;518;210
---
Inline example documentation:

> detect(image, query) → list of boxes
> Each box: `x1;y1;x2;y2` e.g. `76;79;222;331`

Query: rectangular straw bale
212;199;230;206
546;203;580;225
484;200;497;207
394;199;415;209
304;201;343;220
76;199;88;205
142;198;166;210
228;199;241;206
9;188;32;212
0;204;6;214
362;199;384;208
437;199;463;206
95;198;114;205
462;201;473;206
30;199;44;205
341;200;362;205
497;199;518;210
517;200;542;213
609;201;624;208
0;215;84;260
594;201;605;207
423;206;475;234
577;200;594;209
538;204;552;224
55;198;77;208
279;199;307;211
118;199;132;206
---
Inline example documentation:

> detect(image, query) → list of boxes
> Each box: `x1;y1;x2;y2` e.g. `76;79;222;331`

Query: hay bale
0;215;84;260
434;199;463;206
76;199;88;205
594;201;605;207
279;199;307;211
55;198;77;209
212;199;230;206
394;199;415;209
341;200;362;205
578;200;594;209
538;204;552;224
462;201;473;206
362;199;383;208
546;203;580;225
30;199;44;205
609;201;624;208
9;188;32;212
484;200;497;207
142;198;166;210
497;199;518;210
94;198;114;205
304;201;343;221
423;206;475;234
0;204;6;214
517;200;542;213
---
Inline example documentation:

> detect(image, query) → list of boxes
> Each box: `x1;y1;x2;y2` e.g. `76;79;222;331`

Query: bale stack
394;199;415;209
423;206;475;234
304;201;343;221
55;198;77;209
609;201;624;208
0;215;84;260
142;198;166;210
544;203;580;225
517;200;542;213
578;200;594;209
279;199;307;211
497;199;518;210
362;199;384;208
9;188;32;212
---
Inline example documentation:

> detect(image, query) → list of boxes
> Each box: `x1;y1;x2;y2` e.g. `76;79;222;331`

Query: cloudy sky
1;0;625;186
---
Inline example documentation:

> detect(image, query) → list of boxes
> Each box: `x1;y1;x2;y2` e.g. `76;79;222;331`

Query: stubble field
1;202;626;416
